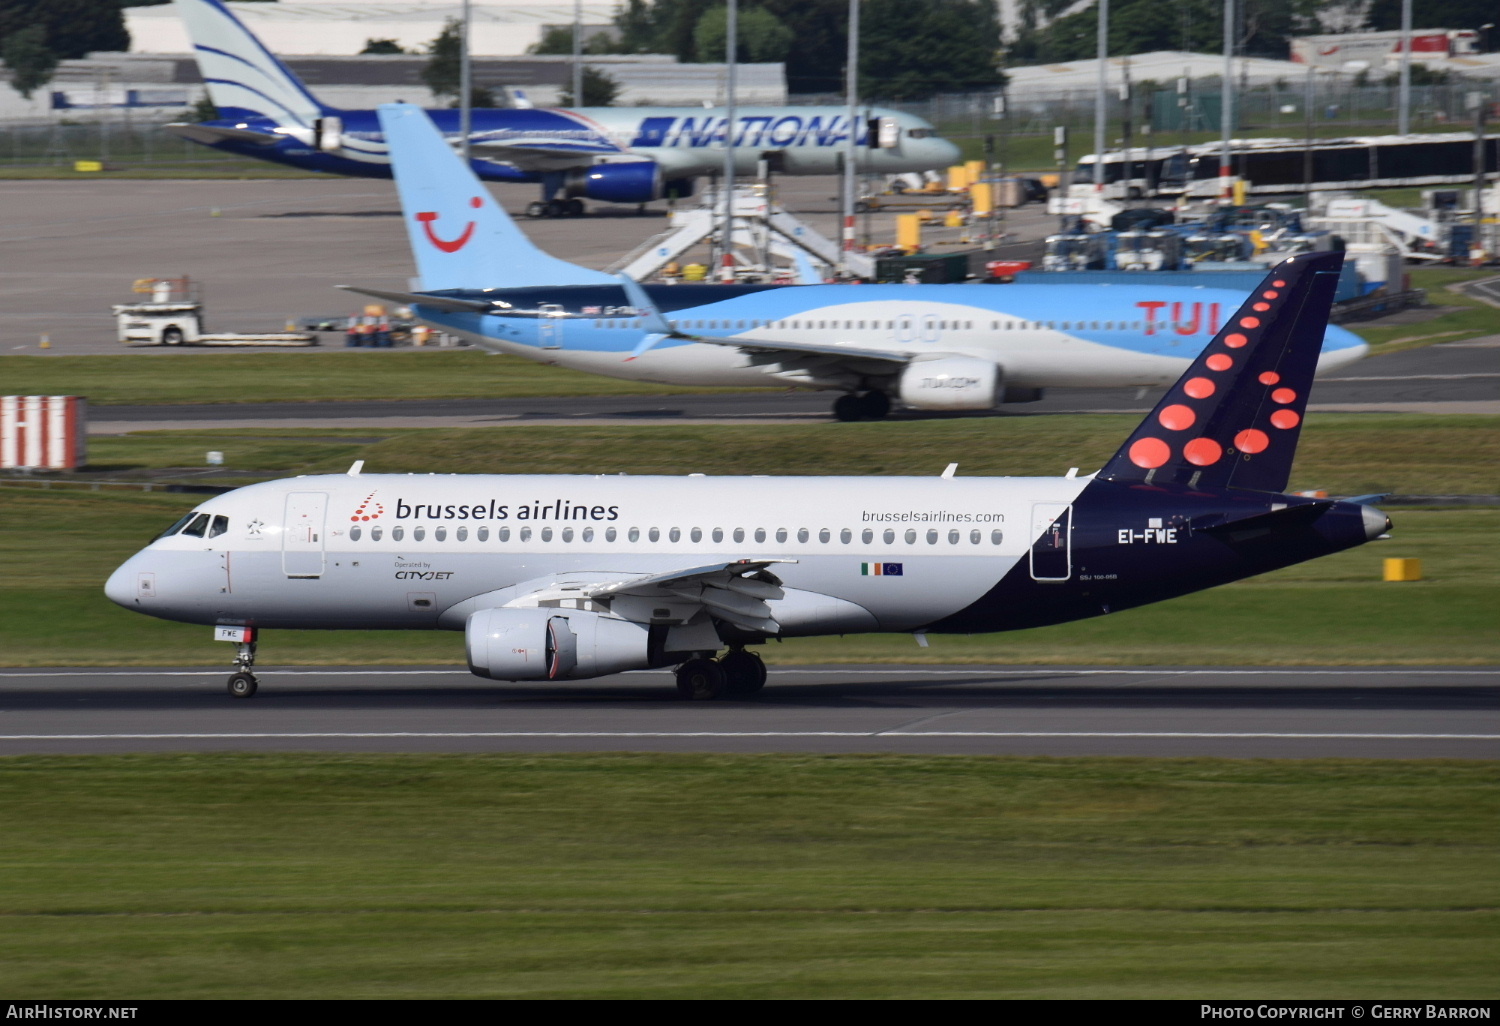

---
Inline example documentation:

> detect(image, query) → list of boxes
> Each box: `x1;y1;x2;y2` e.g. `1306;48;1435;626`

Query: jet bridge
608;186;873;283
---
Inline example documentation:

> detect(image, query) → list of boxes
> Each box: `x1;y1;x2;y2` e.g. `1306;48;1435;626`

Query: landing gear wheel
833;393;864;422
565;198;585;217
720;650;767;696
525;201;547;218
227;672;258;699
544;199;567;218
857;390;891;420
676;657;727;700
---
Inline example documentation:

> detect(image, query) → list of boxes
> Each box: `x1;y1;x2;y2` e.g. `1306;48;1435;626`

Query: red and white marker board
1;396;87;469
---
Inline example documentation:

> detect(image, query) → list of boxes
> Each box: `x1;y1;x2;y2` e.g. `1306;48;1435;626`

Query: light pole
571;0;583;108
840;0;860;278
720;0;738;283
1219;0;1233;204
1397;0;1412;135
1094;0;1108;191
459;0;472;163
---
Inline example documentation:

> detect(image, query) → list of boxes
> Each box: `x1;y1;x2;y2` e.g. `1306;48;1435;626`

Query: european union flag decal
860;562;903;576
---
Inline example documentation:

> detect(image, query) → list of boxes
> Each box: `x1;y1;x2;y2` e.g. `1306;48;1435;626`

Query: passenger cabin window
477;527;488;541
457;526;468;541
562;527;574;542
372;526;383;541
541;527;553;542
582;527;593;542
350;526;361;541
434;526;447;541
413;526;426;541
498;527;510;541
392;526;405;541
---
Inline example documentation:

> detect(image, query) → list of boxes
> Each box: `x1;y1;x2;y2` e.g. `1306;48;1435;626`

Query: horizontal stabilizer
164;122;281;148
1193;501;1334;541
335;285;493;314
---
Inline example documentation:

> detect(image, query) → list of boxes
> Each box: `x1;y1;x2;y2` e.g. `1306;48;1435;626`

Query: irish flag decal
860;562;903;576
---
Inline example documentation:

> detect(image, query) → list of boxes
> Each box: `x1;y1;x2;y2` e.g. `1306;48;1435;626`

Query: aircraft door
1029;502;1072;582
537;304;565;349
282;492;327;578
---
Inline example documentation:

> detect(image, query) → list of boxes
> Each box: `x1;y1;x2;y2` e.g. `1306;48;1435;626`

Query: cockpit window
154;513;197;541
178;513;212;538
908;128;933;139
208;515;229;538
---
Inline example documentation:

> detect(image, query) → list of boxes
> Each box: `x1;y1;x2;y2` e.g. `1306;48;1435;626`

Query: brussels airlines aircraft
107;251;1390;699
167;0;960;215
346;104;1368;420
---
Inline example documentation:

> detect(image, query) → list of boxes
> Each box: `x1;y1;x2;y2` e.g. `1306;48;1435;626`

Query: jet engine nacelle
465;607;652;681
896;356;1000;411
564;161;667;204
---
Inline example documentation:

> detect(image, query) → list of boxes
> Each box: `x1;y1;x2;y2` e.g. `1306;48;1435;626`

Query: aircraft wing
466;139;619;171
612;274;909;366
164;122;282;148
582;559;795;634
336;285;494;314
671;331;911;366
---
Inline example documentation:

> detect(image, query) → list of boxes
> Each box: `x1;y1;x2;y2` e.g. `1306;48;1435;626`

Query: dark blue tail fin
1098;251;1343;494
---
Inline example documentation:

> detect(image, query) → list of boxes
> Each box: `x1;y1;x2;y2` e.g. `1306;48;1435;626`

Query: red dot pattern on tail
1271;409;1300;430
1184;437;1223;466
1272;387;1297;404
1184;377;1215;399
1236;428;1270;453
1259;371;1280;385
1159;404;1196;431
1129;437;1171;469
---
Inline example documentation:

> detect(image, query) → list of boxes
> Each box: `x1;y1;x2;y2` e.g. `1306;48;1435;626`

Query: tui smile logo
415;196;482;252
350;492;385;522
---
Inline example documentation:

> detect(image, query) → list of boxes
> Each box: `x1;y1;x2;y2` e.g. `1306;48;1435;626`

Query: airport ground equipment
608;185;873;282
1;396;86;470
113;278;315;347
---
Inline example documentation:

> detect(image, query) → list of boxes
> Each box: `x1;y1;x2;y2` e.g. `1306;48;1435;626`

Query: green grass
0;350;749;406
1350;266;1500;352
0;753;1493;998
86;414;1500;495
2;424;1496;666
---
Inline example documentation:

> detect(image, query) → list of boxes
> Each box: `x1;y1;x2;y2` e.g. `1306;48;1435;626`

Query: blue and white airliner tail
167;0;961;213
176;0;327;129
344;104;1368;420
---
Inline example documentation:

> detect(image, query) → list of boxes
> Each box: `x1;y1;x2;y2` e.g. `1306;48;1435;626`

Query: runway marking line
1;732;1495;741
2;669;1495;678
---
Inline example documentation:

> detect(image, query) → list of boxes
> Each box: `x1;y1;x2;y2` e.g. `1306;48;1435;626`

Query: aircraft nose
930;137;962;167
104;555;144;609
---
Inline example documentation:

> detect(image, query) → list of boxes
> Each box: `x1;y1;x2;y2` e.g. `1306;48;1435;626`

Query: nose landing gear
674;647;767;699
227;640;258;699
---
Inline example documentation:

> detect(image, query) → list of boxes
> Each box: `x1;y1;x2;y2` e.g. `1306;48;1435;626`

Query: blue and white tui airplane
343;104;1369;421
166;0;960;216
107;250;1390;699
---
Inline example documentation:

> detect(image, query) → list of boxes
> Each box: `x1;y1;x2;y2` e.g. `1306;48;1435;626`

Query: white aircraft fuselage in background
349;104;1368;421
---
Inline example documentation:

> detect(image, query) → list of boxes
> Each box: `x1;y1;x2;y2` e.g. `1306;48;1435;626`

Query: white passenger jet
344;104;1368;421
107;251;1389;699
169;0;960;216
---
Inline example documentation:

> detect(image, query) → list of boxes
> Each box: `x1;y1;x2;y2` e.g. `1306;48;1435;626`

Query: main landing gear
675;648;768;700
227;640;258;699
524;198;585;218
833;390;892;422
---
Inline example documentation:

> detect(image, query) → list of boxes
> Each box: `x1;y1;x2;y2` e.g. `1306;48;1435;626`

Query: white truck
113;278;315;347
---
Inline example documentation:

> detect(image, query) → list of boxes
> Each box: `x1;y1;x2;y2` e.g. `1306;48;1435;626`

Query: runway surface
2;665;1495;758
85;336;1500;433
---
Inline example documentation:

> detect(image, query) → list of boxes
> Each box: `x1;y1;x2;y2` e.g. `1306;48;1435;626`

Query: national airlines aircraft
168;0;960;216
347;104;1368;421
107;251;1390;699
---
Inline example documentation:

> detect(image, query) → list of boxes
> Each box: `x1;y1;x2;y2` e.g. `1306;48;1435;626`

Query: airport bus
1075;132;1499;199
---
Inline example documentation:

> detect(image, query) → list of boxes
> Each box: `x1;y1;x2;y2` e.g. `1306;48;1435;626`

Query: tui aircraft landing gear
227;641;258;699
832;390;892;422
720;648;767;695
675;656;726;700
